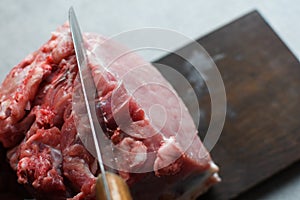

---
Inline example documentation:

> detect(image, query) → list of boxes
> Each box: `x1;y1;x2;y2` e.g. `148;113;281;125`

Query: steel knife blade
68;7;112;200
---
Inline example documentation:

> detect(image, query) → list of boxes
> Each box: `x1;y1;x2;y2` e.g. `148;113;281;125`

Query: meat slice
82;33;220;199
0;23;220;200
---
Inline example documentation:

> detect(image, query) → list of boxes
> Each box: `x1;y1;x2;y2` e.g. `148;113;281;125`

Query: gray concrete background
0;0;299;199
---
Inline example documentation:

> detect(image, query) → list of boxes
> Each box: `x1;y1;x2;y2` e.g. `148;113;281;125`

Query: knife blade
68;6;112;200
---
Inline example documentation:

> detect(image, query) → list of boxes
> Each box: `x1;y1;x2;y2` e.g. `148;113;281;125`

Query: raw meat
0;23;220;200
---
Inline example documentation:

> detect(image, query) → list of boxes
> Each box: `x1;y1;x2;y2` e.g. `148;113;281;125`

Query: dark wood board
154;10;300;200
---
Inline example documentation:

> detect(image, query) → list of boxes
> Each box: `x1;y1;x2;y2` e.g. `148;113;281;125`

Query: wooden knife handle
96;172;132;200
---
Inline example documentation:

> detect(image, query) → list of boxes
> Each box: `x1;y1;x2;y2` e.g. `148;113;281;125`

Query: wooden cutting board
154;11;300;200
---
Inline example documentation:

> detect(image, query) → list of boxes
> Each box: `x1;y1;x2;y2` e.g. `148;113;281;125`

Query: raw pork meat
0;23;219;200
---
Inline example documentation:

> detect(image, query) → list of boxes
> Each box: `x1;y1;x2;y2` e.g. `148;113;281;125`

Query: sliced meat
0;23;220;200
82;32;220;199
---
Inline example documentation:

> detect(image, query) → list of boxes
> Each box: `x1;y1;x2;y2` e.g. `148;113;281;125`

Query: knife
68;7;132;200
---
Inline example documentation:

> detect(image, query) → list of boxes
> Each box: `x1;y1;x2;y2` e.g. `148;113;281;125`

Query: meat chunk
82;32;220;199
2;24;96;199
0;23;220;200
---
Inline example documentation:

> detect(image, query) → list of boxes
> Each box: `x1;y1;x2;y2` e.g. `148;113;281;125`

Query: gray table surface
0;0;299;199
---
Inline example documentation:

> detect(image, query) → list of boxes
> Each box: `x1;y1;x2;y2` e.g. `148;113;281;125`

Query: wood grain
154;11;300;200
